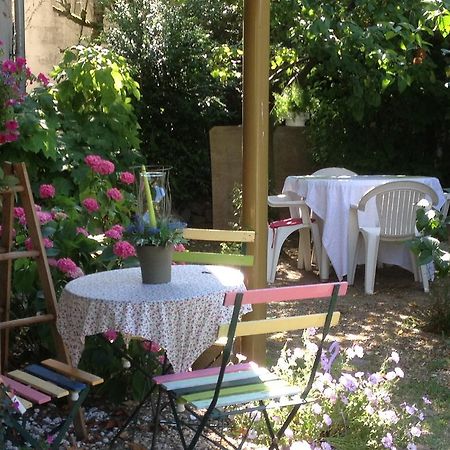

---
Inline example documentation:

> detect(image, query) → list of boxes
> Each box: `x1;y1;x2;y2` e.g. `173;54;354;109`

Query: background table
283;175;446;280
57;265;249;373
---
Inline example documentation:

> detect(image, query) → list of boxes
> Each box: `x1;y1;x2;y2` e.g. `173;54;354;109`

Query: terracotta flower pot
136;245;173;284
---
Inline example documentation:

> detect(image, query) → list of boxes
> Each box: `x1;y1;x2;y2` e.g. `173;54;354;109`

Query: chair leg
319;246;330;280
268;229;287;283
298;228;312;271
362;232;380;295
267;227;275;283
419;264;430;293
409;250;420;282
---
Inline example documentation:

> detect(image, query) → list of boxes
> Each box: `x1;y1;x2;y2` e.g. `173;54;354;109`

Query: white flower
312;403;322;414
385;371;397;381
291;441;312;450
284;428;294;439
323;414;332;427
390;351;400;364
417;199;431;210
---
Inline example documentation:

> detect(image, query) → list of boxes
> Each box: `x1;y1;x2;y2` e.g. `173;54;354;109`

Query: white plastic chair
347;181;439;294
267;192;321;283
441;190;450;220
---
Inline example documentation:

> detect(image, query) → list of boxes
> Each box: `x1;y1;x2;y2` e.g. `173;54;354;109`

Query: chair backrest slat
218;311;341;338
182;228;255;242
174;227;255;267
223;281;347;306
172;252;254;266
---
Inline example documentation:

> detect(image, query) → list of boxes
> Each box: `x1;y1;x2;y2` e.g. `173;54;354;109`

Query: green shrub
231;331;429;449
0;45;143;198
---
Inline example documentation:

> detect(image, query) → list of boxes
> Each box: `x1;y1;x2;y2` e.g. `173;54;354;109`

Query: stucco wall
0;0;12;59
210;125;315;228
25;0;94;76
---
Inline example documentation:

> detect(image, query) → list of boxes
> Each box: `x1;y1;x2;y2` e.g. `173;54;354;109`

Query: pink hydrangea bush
8;154;141;294
0;45;49;145
231;331;429;450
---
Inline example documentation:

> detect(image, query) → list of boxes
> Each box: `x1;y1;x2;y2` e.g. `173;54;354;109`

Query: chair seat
269;217;304;229
1;359;103;449
155;362;301;410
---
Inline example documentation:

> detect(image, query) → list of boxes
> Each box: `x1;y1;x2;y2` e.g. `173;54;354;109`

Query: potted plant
124;166;186;284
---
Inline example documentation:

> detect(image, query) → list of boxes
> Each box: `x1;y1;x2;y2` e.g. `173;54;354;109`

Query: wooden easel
0;162;87;437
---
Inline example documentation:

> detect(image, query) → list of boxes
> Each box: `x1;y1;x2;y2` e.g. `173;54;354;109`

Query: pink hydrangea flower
43;237;53;248
119;171;135;185
103;330;119;343
24;238;33;251
70;266;84;279
96;159;115;175
107;188;123;202
39;184;56;199
2;59;16;72
56;258;84;279
37;211;53;225
84;154;102;169
141;341;161;353
56;258;78;274
16;57;26;69
76;227;89;237
84;155;115;175
82;197;100;213
105;224;124;240
5;120;19;131
14;207;25;219
174;243;186;252
24;237;53;250
37;72;49;86
113;241;136;259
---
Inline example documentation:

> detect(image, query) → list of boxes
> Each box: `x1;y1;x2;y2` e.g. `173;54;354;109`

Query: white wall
0;0;12;60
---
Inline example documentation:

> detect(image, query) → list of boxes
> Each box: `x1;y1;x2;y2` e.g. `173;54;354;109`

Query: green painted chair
152;281;347;449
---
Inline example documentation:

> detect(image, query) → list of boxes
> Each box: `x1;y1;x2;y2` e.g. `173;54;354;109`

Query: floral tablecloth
57;265;249;373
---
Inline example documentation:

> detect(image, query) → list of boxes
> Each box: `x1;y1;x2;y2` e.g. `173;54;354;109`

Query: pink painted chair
152;281;347;449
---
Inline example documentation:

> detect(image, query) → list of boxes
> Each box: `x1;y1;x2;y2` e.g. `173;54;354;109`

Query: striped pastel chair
152;281;347;450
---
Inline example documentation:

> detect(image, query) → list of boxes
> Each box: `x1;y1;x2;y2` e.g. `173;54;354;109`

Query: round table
56;265;248;373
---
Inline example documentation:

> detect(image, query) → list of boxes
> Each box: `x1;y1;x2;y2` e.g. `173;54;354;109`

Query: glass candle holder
137;166;171;224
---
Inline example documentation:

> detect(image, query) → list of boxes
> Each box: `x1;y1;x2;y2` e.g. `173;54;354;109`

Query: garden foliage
268;0;450;182
231;330;430;450
0;45;143;198
102;0;242;207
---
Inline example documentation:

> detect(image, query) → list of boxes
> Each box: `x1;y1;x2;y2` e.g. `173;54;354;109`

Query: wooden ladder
0;161;88;438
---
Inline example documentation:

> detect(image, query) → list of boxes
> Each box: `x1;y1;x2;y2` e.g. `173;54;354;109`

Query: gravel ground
4;241;449;449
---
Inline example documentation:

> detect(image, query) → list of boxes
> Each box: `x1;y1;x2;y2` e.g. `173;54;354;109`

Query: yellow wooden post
241;0;270;364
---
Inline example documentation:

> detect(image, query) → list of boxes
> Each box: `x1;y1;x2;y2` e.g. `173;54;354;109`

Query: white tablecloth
57;265;249;373
283;175;446;280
